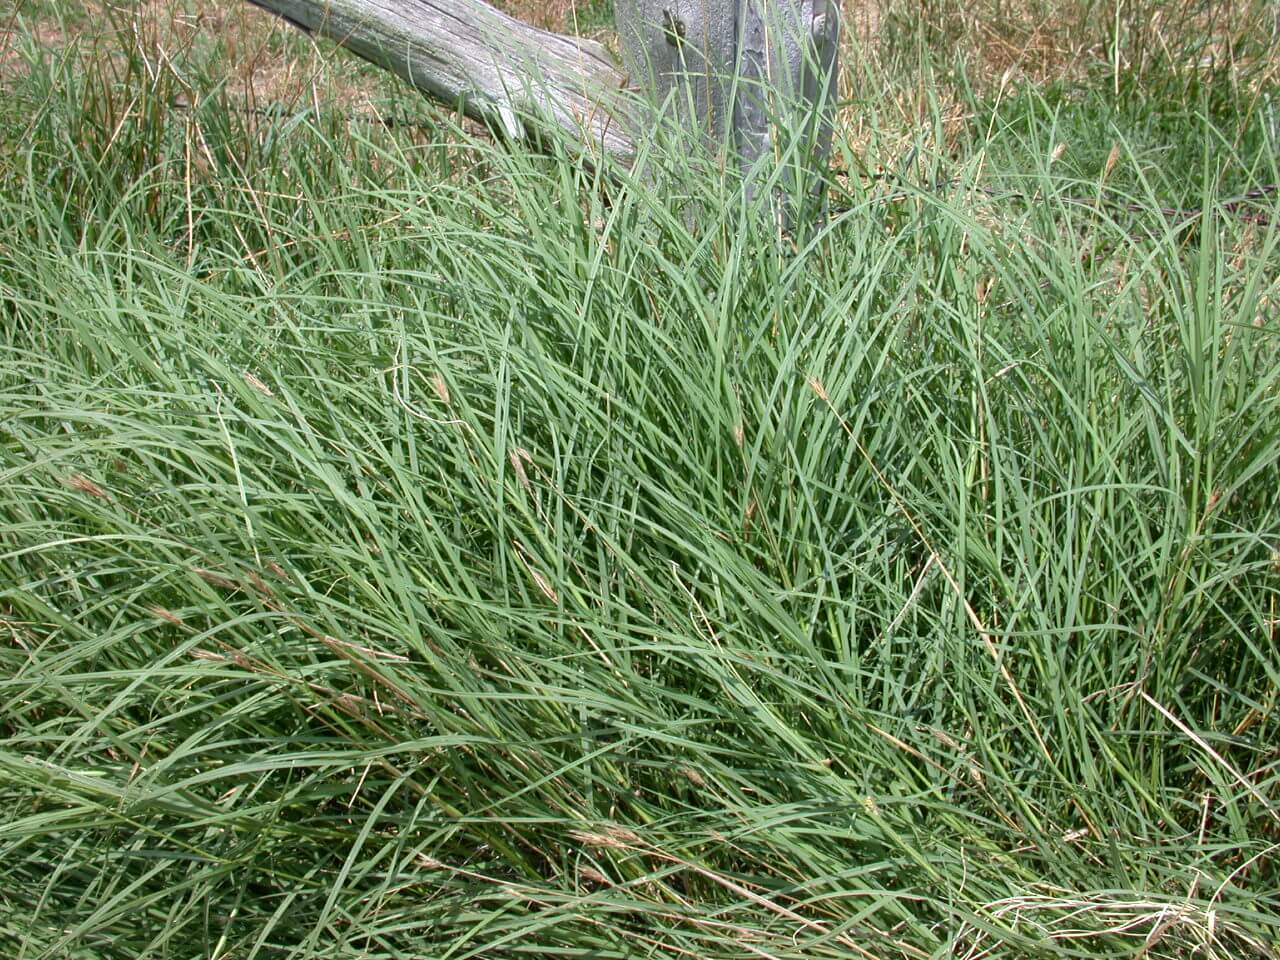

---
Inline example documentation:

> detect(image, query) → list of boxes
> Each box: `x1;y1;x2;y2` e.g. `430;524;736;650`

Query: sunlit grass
2;7;1279;959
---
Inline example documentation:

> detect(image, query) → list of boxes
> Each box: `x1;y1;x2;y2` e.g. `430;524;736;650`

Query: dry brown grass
3;0;1271;174
0;4;70;83
1;0;617;111
8;0;1275;98
875;0;1278;90
2;2;424;101
492;0;591;32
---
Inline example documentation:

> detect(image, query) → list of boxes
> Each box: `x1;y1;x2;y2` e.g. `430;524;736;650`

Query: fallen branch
247;0;636;161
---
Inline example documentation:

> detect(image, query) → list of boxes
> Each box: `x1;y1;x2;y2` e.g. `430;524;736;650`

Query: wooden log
613;0;738;148
615;0;841;211
247;0;840;226
246;0;636;161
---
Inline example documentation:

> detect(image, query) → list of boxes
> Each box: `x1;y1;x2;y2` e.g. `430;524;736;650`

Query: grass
1;2;1279;958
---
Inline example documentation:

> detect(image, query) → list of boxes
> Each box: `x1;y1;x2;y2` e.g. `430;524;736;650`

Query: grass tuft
2;4;1279;958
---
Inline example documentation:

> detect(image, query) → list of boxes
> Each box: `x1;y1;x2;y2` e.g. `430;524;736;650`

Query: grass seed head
147;605;184;625
531;569;558;603
570;826;642;850
243;370;273;396
66;474;109;499
194;568;238;590
432;372;450;404
1103;142;1121;181
510;449;531;491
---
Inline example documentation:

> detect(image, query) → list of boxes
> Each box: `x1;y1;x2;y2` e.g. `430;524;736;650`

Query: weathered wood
614;0;738;148
246;0;841;218
616;0;841;170
246;0;636;161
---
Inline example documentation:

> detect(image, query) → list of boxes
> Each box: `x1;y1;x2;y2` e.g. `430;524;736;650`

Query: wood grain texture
614;0;841;187
247;0;635;160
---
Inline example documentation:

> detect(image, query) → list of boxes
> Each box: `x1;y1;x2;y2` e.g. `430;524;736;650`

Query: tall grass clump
2;11;1279;959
